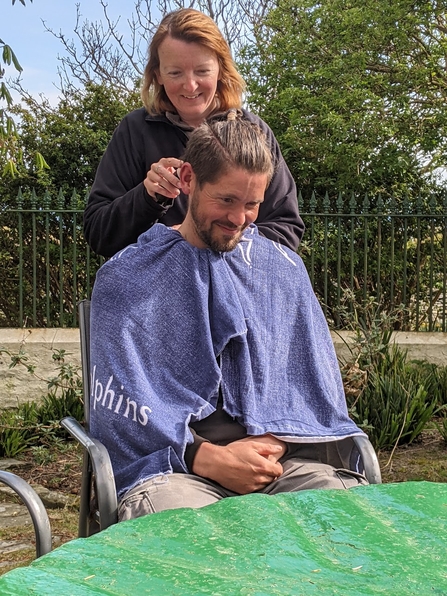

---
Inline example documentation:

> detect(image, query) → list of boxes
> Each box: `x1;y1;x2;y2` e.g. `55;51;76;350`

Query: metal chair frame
63;299;381;538
0;470;52;557
61;299;118;537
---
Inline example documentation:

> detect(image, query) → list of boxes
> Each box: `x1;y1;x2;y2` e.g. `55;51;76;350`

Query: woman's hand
144;157;183;200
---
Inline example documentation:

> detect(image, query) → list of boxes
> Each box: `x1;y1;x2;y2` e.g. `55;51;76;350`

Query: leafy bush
405;360;447;409
0;407;39;458
435;414;447;445
0;348;83;457
349;345;442;449
339;297;447;450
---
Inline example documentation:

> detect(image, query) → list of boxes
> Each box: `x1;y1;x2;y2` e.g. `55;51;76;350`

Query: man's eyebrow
214;192;265;202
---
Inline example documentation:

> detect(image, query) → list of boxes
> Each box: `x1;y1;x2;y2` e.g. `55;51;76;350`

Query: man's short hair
183;112;274;188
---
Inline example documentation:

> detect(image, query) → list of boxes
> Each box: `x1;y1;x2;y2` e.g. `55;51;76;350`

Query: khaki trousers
118;452;367;521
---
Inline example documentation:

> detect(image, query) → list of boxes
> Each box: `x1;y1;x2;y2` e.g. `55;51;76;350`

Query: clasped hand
192;435;287;495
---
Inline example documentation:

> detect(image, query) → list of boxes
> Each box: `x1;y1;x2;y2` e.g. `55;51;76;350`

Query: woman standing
84;8;304;257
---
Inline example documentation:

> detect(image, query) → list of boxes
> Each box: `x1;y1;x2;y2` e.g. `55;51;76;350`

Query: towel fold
90;224;364;497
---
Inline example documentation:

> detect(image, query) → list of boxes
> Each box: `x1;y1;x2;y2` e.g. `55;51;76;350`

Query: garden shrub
0;348;83;457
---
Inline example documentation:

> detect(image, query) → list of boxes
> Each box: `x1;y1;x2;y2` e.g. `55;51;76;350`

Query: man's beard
190;192;246;252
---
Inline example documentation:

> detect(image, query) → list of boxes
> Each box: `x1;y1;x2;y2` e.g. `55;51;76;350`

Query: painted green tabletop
1;481;446;595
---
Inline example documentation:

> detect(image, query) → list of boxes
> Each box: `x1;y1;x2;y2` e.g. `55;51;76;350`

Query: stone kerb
332;330;447;368
1;329;447;408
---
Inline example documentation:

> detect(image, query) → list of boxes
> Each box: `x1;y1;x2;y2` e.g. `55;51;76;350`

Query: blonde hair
141;8;245;115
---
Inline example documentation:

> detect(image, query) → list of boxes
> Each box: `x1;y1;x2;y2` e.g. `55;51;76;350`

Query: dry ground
0;442;81;575
1;429;446;576
378;426;447;483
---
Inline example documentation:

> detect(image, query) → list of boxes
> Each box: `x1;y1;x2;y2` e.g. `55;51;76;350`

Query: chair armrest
353;435;382;484
0;471;52;558
61;417;118;531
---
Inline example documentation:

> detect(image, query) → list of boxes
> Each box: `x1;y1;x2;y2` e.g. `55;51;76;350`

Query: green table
1;482;446;595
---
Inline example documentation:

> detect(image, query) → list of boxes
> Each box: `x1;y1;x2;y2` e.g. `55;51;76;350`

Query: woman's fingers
144;158;183;199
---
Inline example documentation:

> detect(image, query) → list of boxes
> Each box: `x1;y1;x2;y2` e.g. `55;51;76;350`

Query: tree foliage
0;83;140;328
1;1;28;177
1;0;49;177
1;83;141;204
240;0;447;198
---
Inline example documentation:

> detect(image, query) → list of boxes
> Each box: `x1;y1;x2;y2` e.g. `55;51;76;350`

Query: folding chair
61;299;118;537
0;470;52;557
62;299;381;538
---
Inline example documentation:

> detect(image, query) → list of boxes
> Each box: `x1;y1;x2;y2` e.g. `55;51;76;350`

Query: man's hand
192;436;286;495
237;434;287;463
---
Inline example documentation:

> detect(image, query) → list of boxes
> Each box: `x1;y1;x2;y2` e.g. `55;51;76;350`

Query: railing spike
57;188;65;209
30;188;37;209
16;187;24;209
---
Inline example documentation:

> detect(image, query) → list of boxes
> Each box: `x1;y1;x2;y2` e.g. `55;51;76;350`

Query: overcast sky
3;0;136;105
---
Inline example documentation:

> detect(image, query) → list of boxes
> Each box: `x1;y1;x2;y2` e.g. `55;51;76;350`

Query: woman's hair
141;8;245;115
183;111;274;188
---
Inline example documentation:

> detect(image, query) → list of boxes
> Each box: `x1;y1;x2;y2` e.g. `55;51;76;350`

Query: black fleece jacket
84;107;305;257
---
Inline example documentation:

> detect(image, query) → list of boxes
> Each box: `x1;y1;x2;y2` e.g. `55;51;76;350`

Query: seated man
90;113;368;521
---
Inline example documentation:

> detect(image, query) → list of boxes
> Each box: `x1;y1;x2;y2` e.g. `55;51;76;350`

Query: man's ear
179;162;194;195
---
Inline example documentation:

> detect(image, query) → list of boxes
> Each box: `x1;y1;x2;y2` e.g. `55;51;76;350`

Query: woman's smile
156;37;220;128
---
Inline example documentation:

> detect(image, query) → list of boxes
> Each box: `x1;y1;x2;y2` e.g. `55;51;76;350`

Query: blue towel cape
90;224;364;497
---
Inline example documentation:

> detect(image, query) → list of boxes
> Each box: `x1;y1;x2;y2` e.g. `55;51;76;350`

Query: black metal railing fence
299;190;447;331
1;188;446;330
